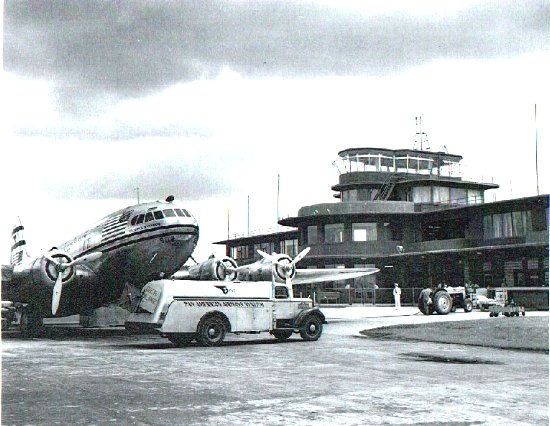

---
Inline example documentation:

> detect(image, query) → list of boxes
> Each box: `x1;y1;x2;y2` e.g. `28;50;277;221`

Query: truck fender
197;311;232;333
293;308;326;327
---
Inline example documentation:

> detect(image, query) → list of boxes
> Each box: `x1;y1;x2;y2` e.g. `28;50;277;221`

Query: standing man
393;283;401;309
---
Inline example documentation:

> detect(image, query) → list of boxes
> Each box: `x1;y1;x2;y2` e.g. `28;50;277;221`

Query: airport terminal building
216;147;549;309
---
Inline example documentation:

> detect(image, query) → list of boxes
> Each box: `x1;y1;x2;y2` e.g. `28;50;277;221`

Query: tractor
418;286;473;315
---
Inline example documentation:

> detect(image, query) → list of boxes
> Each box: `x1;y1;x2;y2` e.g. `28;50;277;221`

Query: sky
1;0;549;264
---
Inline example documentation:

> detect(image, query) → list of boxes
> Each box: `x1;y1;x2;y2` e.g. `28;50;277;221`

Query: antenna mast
414;115;430;151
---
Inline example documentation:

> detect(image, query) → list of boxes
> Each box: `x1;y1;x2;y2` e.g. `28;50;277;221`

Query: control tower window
325;224;344;243
307;226;318;244
145;212;154;222
163;209;176;217
353;223;377;241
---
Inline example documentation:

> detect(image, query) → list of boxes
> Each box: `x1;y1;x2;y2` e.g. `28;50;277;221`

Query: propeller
257;247;310;285
46;251;102;315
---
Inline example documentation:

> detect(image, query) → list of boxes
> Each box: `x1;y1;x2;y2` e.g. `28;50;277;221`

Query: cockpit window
154;211;164;220
145;212;154;222
131;216;138;225
182;209;191;217
136;214;145;224
163;209;176;217
174;208;185;217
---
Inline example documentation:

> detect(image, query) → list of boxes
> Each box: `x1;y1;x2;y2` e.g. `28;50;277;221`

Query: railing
332;154;495;185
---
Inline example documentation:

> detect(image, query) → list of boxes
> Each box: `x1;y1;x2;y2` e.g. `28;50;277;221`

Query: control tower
331;147;497;205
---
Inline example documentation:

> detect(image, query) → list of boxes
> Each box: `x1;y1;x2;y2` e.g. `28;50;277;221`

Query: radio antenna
414;115;430;151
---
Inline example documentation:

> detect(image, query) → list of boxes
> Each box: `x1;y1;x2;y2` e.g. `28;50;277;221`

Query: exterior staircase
374;174;398;200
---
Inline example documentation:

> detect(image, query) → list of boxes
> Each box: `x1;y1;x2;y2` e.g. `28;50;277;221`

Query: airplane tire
299;315;323;341
197;315;226;347
19;308;44;337
272;330;293;342
433;291;452;315
167;333;195;347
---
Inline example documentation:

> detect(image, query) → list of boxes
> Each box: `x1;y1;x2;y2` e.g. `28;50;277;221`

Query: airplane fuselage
6;199;199;318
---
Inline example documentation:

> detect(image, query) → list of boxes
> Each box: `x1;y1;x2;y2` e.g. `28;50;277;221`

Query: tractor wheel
197;315;227;347
463;298;473;313
272;330;293;342
299;315;323;341
433;291;452;315
418;299;432;315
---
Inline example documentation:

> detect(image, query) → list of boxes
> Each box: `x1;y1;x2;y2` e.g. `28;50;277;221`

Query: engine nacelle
31;250;76;287
187;256;238;281
237;254;296;283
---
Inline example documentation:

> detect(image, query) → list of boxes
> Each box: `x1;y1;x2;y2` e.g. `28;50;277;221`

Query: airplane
171;246;379;287
2;195;199;336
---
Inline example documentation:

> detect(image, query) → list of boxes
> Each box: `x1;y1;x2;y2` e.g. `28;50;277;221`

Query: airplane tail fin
10;222;30;266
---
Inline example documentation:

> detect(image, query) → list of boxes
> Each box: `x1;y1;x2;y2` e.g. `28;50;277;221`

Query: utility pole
277;174;280;228
134;187;140;204
535;104;540;196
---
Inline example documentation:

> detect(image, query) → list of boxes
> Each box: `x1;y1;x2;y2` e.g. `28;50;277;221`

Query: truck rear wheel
433;291;452;315
167;333;195;347
463;298;473;313
272;330;293;341
197;315;226;347
299;315;323;341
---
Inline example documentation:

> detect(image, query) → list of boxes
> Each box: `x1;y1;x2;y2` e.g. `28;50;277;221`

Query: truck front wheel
197;316;226;347
299;316;323;341
463;298;473;313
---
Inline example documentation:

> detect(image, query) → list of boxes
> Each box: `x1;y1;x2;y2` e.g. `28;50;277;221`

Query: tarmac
3;305;548;425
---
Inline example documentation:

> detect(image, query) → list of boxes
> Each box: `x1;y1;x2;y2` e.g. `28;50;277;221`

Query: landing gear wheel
463;299;473;313
272;330;293;342
19;308;44;337
197;316;226;347
167;333;195;347
433;291;452;315
299;316;323;341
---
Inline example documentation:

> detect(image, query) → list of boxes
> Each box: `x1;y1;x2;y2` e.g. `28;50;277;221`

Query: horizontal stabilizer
292;268;379;285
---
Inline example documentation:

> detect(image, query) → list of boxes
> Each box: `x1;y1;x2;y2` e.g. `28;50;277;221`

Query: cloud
4;0;549;119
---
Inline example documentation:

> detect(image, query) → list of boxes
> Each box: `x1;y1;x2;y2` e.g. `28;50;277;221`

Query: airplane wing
292;268;379;285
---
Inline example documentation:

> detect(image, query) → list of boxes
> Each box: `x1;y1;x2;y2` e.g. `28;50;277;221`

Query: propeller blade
51;272;63;315
289;247;310;267
44;253;61;266
257;250;274;262
66;251;102;268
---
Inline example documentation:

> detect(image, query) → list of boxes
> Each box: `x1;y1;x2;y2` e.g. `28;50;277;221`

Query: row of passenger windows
130;208;192;226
